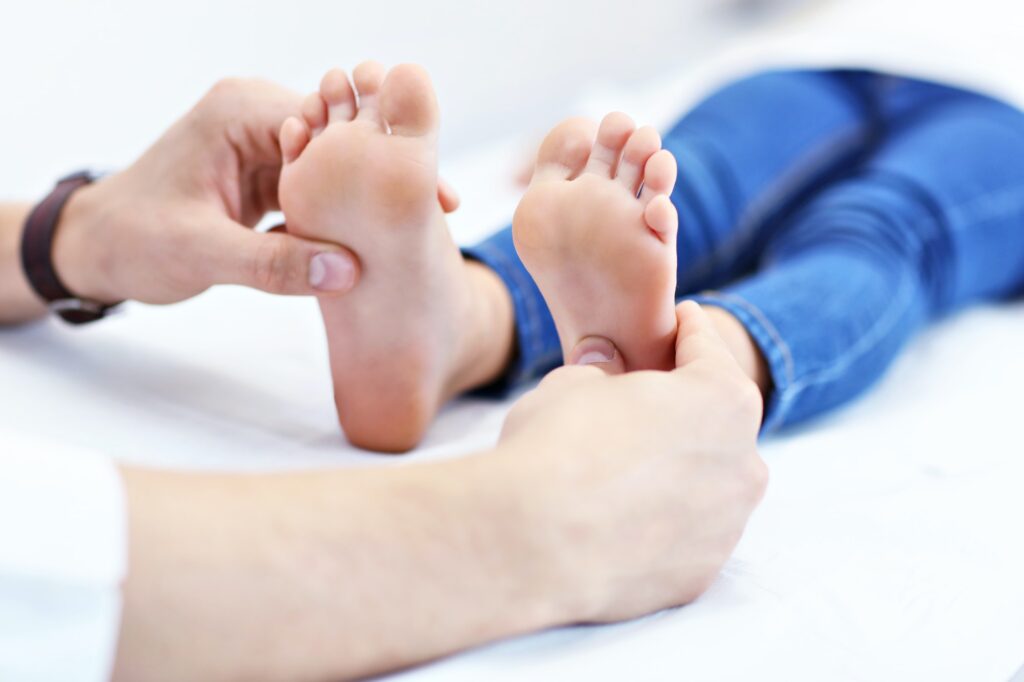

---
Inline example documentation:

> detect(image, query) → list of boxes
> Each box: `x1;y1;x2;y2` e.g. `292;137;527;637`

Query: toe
301;92;327;135
353;60;387;126
617;126;662;196
639;149;678;203
644;194;678;242
320;68;357;124
280;116;311;164
380;63;439;137
438;176;460;213
533;117;598;181
584;112;635;178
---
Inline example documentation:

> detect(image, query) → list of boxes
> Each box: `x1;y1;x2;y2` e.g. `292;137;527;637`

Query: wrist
480;442;590;627
51;179;122;305
439;447;572;631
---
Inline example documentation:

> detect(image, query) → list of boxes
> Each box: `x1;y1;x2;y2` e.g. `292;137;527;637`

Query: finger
673;300;741;371
504;363;603;439
201;217;361;296
203;78;305;165
438;176;460;213
537;364;604;392
565;336;626;375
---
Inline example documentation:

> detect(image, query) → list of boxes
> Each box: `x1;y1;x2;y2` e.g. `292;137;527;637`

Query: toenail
310;252;356;292
570;338;617;366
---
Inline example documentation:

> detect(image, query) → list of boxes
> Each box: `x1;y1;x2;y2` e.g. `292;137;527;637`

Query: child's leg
474;70;884;381
696;89;1024;430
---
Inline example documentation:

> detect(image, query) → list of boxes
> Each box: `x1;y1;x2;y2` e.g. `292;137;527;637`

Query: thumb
207;220;361;296
673;300;737;369
566;336;626;375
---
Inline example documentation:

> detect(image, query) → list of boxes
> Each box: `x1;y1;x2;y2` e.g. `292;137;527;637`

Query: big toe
380;63;439;137
533;117;598;181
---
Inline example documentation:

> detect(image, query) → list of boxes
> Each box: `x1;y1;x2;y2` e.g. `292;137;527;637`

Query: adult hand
50;78;362;305
104;302;765;681
497;301;768;623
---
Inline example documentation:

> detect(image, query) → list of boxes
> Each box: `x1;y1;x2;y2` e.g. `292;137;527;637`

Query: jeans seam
695;271;913;431
901;181;1024;312
704;291;796;387
940;184;1024;236
715;182;1023;429
683;123;870;285
691;291;795;432
788;271;916;396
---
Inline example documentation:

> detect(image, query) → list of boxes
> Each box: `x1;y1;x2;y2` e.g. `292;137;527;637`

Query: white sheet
2;109;1024;682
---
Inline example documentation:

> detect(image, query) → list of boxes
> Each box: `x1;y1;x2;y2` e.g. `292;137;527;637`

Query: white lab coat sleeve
0;430;127;682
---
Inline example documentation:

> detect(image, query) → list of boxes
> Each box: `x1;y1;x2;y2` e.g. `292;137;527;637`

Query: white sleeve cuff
0;430;126;682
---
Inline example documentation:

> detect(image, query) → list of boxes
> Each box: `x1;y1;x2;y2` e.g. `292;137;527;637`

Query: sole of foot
278;62;511;452
512;112;680;372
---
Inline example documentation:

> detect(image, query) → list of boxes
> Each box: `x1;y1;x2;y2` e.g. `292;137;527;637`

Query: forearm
0;202;46;323
112;449;562;681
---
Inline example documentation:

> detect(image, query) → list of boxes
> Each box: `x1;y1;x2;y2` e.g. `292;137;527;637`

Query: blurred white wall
0;0;805;199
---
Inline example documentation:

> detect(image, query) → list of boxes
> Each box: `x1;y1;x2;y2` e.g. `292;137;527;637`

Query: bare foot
513;113;680;372
278;63;513;452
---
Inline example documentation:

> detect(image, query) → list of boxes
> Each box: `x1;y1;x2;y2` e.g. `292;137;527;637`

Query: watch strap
20;171;117;325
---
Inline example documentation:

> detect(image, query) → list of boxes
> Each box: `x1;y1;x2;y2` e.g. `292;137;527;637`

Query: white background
0;0;806;198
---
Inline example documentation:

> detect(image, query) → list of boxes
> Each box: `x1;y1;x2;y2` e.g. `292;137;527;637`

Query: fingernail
570;339;616;366
309;252;355;292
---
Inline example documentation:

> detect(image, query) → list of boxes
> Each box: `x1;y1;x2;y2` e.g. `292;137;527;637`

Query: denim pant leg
465;69;882;393
696;90;1024;431
667;69;884;292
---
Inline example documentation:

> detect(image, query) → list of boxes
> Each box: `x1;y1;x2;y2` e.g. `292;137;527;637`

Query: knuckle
250;238;293;292
206;76;248;102
714;446;768;509
730;375;765;422
195;78;258;125
676;571;718;606
500;403;529;439
687;357;725;383
740;452;770;502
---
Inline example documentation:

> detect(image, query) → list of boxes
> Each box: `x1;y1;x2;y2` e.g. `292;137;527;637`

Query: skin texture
273;67;770;452
514;113;680;373
512;112;771;396
0;202;36;322
111;302;767;682
278;64;515;452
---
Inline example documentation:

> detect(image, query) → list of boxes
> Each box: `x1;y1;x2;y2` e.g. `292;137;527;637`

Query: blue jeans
465;70;1024;431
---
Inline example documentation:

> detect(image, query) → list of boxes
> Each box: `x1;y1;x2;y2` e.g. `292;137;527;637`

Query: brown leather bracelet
20;170;119;325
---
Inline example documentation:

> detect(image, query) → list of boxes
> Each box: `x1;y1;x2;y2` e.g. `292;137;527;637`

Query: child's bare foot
513;114;679;372
278;63;513;452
